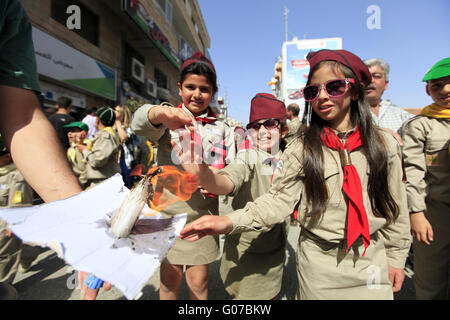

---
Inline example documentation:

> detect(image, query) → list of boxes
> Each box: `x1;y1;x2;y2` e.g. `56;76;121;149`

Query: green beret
423;57;450;82
63;121;89;133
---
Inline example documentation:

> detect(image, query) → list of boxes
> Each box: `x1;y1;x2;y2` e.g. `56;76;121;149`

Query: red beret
307;49;372;87
181;51;216;74
249;93;286;123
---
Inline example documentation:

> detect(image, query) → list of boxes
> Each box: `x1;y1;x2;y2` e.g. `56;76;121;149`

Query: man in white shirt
82;107;98;139
364;58;414;142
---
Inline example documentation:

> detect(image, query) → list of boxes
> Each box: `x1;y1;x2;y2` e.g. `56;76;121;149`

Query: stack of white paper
0;174;186;299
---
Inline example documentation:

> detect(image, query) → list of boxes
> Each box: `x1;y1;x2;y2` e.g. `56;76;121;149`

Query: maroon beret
249;93;286;123
306;49;372;87
181;51;216;74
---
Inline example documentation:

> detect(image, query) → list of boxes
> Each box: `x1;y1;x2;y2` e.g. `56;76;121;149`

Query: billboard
282;38;342;116
32;27;117;101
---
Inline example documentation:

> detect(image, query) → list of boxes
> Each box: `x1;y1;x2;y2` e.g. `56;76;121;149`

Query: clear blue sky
197;0;450;125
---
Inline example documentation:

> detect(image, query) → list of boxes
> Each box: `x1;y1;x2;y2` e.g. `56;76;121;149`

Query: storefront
32;26;118;119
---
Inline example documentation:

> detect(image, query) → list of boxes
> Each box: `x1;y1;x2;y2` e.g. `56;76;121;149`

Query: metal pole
284;7;289;42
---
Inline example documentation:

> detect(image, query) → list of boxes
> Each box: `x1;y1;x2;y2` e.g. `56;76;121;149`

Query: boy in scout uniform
75;107;121;188
0;134;39;298
175;93;289;299
402;57;450;299
63;121;92;188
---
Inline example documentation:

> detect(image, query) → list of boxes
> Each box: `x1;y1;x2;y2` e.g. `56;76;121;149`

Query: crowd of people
0;0;448;301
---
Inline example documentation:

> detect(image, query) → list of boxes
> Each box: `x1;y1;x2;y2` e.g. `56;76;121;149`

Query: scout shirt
131;104;236;265
217;145;287;299
227;130;411;270
402;114;450;300
401;115;450;212
284;117;301;145
80;129;121;187
67;139;92;187
0;162;34;283
0;163;34;208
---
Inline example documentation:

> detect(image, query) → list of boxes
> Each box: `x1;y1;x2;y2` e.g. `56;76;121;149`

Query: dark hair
57;96;72;109
287;104;300;116
279;121;288;151
298;60;399;225
96;107;116;126
179;62;218;94
99;114;116;127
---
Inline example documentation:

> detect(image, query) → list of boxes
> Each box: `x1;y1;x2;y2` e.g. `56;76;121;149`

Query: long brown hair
298;61;399;225
115;105;132;128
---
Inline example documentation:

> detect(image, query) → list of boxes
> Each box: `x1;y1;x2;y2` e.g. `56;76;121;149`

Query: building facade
21;0;212;119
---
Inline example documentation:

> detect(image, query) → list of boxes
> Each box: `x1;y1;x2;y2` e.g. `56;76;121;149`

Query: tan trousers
413;199;450;300
0;219;40;284
0;219;22;283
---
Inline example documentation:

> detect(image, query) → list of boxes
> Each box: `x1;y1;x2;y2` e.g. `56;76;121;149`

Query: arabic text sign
32;27;117;101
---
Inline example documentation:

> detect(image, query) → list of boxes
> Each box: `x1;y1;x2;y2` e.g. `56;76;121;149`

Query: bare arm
196;163;235;195
114;120;128;144
148;105;195;130
0;85;82;202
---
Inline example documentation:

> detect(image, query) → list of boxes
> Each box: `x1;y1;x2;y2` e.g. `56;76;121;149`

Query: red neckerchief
321;126;370;256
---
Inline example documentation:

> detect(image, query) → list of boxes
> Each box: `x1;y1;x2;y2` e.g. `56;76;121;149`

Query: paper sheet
0;174;186;300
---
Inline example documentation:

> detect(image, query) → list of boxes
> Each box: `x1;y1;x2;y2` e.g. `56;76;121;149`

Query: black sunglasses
246;118;281;130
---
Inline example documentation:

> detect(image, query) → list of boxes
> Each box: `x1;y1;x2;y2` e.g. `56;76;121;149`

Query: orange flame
130;164;144;177
146;166;199;212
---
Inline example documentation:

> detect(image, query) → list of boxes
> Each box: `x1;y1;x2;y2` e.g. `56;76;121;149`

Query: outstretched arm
172;132;235;195
148;105;195;131
180;215;233;241
0;85;82;202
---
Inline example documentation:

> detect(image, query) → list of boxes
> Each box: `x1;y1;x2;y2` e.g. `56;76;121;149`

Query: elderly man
364;58;414;141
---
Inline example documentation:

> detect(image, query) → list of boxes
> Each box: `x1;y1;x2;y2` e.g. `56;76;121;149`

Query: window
165;1;173;24
185;0;192;18
51;0;99;46
154;0;172;24
154;67;168;89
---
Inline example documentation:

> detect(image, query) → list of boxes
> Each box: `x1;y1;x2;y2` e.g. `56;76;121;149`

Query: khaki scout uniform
284;117;301;145
80;129;121;188
0;164;35;283
227;130;411;300
402;115;450;299
131;104;236;265
67;142;89;187
217;146;287;299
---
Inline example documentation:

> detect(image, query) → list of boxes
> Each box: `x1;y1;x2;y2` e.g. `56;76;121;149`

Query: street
11;224;416;300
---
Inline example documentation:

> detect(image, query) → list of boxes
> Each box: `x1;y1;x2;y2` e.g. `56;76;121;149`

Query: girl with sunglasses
180;49;411;300
175;93;289;300
131;52;235;300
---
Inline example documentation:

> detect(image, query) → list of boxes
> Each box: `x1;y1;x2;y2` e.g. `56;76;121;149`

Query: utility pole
284;6;289;42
